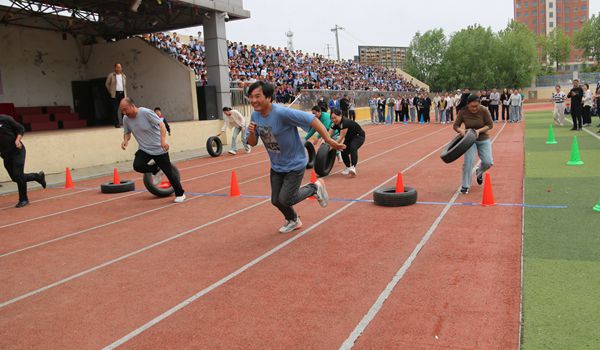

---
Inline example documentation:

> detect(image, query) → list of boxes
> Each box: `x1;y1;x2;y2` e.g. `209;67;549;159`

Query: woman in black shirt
0;115;46;207
330;109;365;177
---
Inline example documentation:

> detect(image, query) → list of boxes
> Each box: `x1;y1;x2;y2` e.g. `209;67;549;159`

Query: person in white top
508;90;522;123
444;92;454;124
551;84;567;126
218;107;251;155
582;83;594;127
105;63;127;128
433;93;442;123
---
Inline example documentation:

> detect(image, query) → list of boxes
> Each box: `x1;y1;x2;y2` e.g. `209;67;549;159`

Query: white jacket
221;109;246;131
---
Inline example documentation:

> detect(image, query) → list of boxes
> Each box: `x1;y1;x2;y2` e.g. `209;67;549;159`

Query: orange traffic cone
481;173;495;206
309;170;317;200
230;170;241;197
395;172;405;193
112;168;121;184
65;167;74;189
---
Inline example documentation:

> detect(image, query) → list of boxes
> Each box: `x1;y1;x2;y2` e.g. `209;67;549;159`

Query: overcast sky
181;0;600;59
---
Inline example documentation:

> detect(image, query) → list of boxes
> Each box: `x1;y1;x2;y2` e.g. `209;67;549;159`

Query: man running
330;109;366;177
246;81;344;233
453;94;494;194
119;98;186;203
0;114;46;208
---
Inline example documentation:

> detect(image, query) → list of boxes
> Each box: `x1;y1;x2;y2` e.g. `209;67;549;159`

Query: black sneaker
570;127;577;131
460;187;469;194
37;171;46;189
15;200;29;208
476;173;483;185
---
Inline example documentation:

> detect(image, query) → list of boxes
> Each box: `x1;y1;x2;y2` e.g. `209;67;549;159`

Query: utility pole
330;24;343;61
325;44;333;59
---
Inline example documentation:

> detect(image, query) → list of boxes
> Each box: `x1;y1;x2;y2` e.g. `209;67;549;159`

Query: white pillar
204;11;231;115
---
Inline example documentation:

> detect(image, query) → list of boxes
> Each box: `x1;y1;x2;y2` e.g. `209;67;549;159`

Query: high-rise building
357;46;408;69
514;0;589;64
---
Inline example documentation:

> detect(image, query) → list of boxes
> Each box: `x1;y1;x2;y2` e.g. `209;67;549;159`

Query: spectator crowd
144;31;420;98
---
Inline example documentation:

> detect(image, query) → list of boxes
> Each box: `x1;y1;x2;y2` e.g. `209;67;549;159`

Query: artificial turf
521;111;600;349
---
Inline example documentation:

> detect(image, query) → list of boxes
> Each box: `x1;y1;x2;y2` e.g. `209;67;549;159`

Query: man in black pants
568;79;584;131
330;109;366;177
0;114;46;208
119;98;185;203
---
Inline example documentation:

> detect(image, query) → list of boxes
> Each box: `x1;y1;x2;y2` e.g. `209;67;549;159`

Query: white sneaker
279;217;302;233
314;179;329;208
174;194;186;203
349;166;357;177
341;167;350;175
245;146;251;154
228;150;237;155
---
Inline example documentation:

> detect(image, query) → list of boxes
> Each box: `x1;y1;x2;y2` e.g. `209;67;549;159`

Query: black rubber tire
440;129;477;164
373;186;418;207
100;180;135;194
206;136;223;157
305;141;316;169
314;143;337;177
143;165;180;197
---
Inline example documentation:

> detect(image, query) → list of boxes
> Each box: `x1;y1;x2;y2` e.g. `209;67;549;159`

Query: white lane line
339;123;508;349
0;126;435;256
102;132;450;350
0;127;449;309
0;189;94;211
564;119;600;141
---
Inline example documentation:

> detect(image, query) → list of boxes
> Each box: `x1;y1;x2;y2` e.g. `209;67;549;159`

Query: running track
0;121;523;349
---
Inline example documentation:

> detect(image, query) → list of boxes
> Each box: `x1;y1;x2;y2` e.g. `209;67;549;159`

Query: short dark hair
330;108;342;116
555;84;560;88
467;94;480;104
123;97;135;106
154;107;161;111
247;81;274;101
222;107;232;112
311;105;321;112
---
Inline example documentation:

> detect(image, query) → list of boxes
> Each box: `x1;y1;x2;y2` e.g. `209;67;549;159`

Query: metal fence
536;72;600;87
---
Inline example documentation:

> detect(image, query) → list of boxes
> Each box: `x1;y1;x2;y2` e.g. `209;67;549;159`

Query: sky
180;0;600;60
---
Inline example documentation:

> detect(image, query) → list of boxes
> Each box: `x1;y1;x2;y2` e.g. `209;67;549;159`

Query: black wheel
305;141;316;169
206;136;223;157
373;186;418;207
143;164;180;197
100;180;135;194
314;143;337;177
440;129;477;164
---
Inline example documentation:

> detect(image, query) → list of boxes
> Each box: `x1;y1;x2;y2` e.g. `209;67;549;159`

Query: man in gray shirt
120;98;185;203
489;88;500;123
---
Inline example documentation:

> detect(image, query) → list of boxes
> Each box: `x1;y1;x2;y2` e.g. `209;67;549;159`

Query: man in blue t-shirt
247;81;345;233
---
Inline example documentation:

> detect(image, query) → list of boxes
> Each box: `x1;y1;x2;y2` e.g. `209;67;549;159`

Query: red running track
0;121;523;349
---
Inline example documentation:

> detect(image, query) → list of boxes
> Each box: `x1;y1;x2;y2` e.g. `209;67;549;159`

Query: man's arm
453;113;465;135
121;132;132;150
159;122;169;151
2;116;26;149
475;110;493;137
105;74;112;92
310;118;345;150
247;121;258;147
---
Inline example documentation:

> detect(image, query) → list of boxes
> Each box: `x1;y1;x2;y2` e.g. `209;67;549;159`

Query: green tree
404;29;447;89
544;28;571;71
574;13;600;66
495;21;539;88
438;25;499;90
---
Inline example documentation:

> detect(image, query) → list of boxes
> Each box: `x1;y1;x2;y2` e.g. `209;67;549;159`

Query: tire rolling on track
100;180;135;194
305;141;316;169
314;143;337;177
440;129;477;164
206;136;223;157
373;186;418;207
143;164;180;197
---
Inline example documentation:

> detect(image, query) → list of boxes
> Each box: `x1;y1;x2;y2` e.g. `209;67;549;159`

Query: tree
574;13;600;66
438;25;499;90
495;21;539;88
404;29;447;89
544;28;571;71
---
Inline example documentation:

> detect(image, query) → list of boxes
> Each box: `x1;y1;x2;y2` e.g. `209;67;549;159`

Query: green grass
522;111;600;349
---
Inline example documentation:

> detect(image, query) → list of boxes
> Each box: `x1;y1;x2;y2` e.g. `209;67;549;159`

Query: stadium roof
0;0;250;40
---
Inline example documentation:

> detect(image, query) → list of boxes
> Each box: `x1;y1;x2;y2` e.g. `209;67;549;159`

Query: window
541;9;545;13
525;2;529;8
565;7;569;13
549;1;553;8
532;10;537;15
582;5;587;10
565;27;570;32
581;15;585;21
565;16;570;22
532;1;537;6
516;2;521;8
549;21;554;27
525;12;529;16
549;11;554;18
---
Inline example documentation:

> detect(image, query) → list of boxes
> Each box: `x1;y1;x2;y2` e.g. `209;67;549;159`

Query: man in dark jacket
0;115;46;207
340;94;350;118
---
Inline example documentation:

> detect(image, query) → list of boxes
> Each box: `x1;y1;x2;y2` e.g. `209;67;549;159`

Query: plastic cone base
158;181;171;189
593;204;600;212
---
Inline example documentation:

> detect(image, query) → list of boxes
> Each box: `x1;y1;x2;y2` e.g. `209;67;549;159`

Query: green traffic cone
546;124;557;144
566;136;584;166
594;195;600;212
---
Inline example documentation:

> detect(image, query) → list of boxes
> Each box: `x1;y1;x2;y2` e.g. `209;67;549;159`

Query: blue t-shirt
249;104;314;172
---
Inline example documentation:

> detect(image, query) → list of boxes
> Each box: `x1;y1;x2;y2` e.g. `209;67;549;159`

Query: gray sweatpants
270;168;317;220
